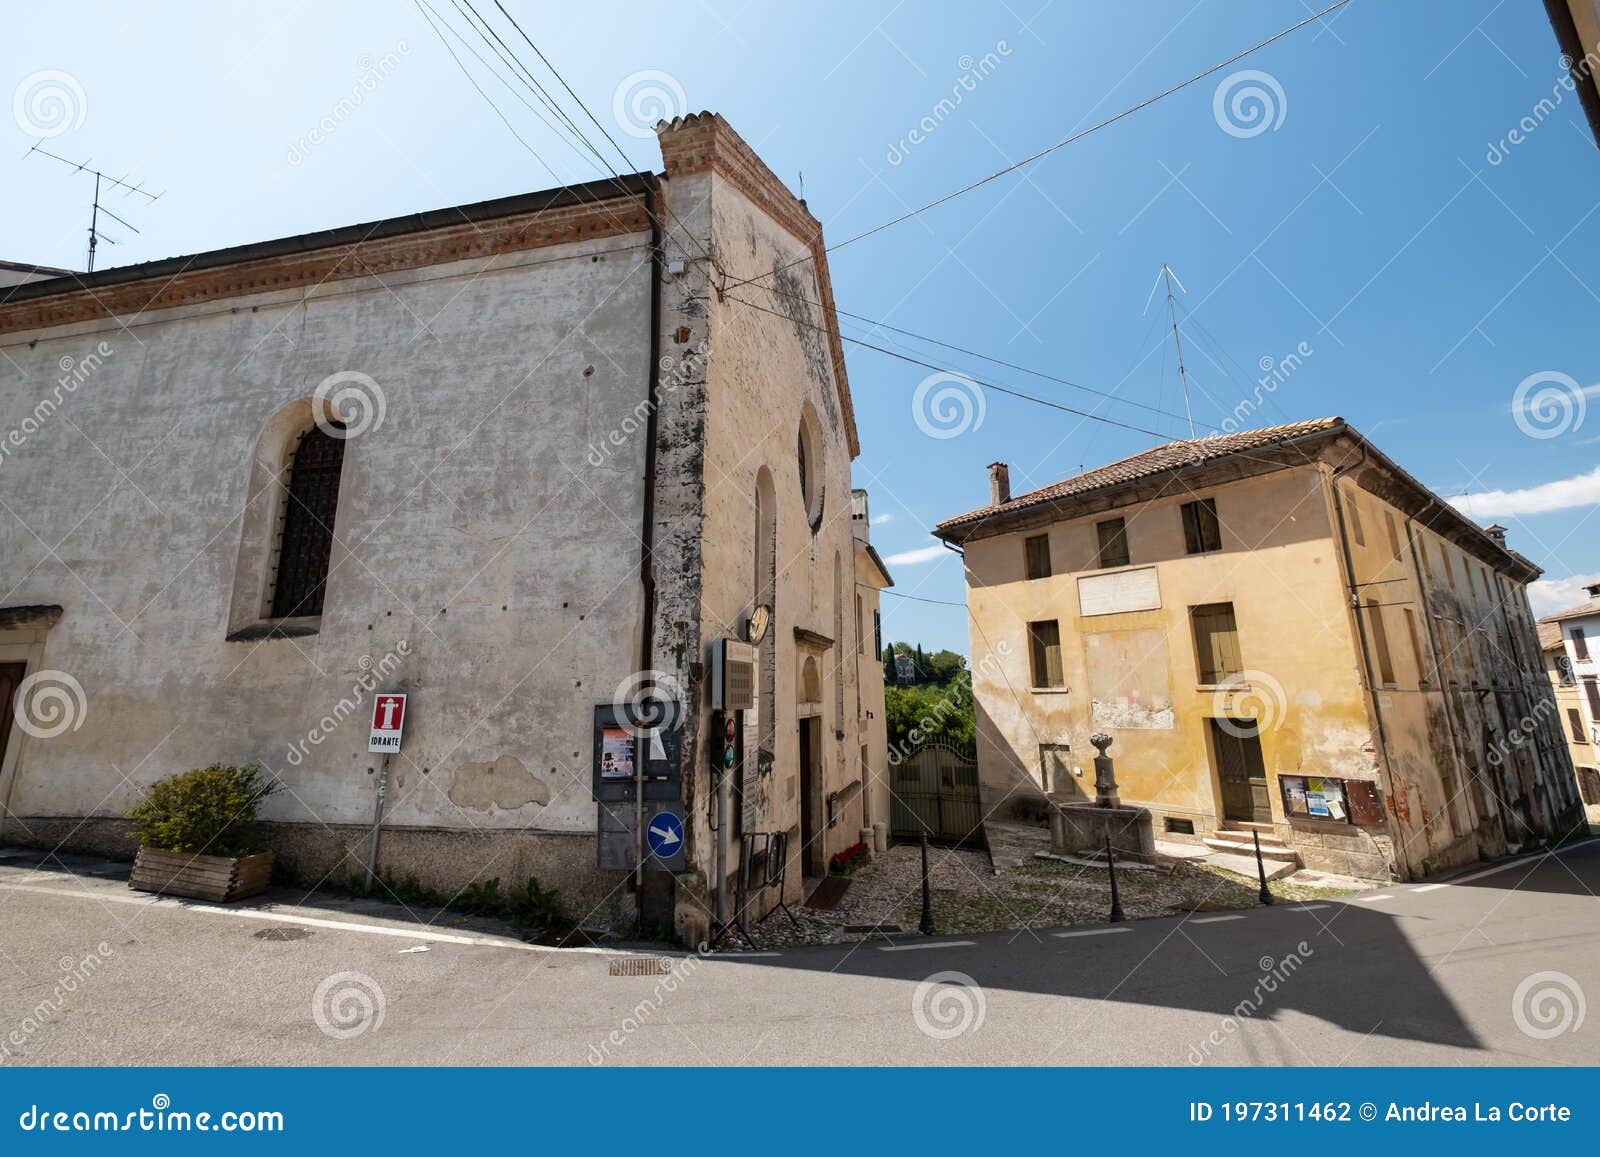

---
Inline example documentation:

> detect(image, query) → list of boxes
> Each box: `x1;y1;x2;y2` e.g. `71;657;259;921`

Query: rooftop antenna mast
23;143;163;272
1144;263;1196;438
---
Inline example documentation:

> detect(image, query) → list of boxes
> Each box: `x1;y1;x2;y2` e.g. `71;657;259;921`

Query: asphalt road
1;839;1596;1066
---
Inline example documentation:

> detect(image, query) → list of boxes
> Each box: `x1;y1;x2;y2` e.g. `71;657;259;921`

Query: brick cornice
658;112;860;458
0;191;652;336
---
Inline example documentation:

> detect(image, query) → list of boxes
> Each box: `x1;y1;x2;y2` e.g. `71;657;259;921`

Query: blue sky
8;1;1600;654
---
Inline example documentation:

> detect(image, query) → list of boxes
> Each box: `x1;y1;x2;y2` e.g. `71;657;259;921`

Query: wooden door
1210;718;1271;823
799;717;820;875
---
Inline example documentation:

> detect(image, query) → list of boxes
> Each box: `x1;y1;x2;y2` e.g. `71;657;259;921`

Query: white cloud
1529;572;1600;617
872;512;894;525
1448;465;1600;518
884;543;950;567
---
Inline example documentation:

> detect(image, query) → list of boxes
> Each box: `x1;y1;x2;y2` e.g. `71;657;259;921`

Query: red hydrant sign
368;694;407;753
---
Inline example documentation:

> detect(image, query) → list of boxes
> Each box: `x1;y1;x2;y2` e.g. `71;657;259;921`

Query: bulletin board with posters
1279;775;1350;823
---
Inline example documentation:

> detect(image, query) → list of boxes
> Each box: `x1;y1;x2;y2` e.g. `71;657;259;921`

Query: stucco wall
966;467;1367;818
0;228;655;918
695;169;866;896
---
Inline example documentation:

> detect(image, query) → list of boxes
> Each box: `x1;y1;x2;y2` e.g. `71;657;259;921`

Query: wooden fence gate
889;742;982;844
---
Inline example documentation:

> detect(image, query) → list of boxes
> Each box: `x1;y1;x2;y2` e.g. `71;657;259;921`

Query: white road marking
1290;904;1330;911
1052;926;1131;938
1355;893;1394;903
877;939;977;952
1190;914;1245;924
0;879;554;952
1407;838;1599;892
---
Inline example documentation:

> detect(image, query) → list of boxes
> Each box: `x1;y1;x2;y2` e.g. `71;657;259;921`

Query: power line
724;290;1173;439
872;586;967;608
723;0;1351;294
747;274;1213;432
490;0;638;178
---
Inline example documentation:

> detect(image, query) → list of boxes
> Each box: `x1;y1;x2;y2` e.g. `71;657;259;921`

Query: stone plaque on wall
1077;566;1161;617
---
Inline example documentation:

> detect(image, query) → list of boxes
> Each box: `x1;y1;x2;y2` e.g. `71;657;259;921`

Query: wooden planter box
129;847;274;903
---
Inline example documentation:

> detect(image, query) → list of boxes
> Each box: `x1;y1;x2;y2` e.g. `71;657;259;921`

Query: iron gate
890;742;982;843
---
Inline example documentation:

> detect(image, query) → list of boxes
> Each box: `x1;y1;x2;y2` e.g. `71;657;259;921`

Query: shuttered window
1585;678;1600;720
1403;607;1427;684
271;425;344;619
1366;599;1396;686
1569;709;1588;744
1180;498;1221;555
1192;602;1242;685
1349;497;1365;546
1572;627;1590;660
1024;534;1052;580
1028;620;1064;688
1095;517;1129;569
1384;512;1402;561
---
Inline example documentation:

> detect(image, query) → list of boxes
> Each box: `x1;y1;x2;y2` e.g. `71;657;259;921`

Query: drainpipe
636;182;664;904
1321;451;1411;878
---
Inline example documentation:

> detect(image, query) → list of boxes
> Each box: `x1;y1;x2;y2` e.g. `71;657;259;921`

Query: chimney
988;462;1010;506
1484;523;1507;547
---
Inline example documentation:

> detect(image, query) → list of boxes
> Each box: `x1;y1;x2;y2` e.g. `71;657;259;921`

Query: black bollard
919;831;935;935
1105;834;1124;923
1253;829;1274;905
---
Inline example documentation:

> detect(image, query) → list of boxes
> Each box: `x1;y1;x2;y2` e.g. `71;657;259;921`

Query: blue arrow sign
645;810;684;860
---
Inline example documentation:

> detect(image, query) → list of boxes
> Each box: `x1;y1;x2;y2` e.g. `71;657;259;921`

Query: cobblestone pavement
740;840;1369;949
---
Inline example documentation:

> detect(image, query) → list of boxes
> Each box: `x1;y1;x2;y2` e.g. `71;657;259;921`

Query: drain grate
608;956;675;977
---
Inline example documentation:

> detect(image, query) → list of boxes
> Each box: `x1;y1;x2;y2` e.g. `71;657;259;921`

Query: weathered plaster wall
695;170;865;899
0;229;655;918
1340;469;1585;874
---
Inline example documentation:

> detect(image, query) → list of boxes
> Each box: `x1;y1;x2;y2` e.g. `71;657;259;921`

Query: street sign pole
367;754;390;888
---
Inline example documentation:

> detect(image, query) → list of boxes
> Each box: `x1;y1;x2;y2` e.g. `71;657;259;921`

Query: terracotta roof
1542;599;1600;622
1538;619;1565;652
935;417;1345;534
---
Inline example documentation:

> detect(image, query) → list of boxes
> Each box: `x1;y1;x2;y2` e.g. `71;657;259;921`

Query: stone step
1203;835;1299;861
1204;851;1300;881
1222;821;1278;834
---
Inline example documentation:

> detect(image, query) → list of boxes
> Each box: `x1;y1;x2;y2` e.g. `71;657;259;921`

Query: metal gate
890;742;982;843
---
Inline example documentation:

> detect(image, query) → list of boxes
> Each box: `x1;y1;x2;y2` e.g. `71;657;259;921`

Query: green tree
884;680;975;755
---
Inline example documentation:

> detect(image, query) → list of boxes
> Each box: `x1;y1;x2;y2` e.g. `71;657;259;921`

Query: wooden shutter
1573;627;1590;660
1029;621;1063;687
1182;499;1220;554
1569;708;1587;744
1024;534;1052;580
1095;518;1129;568
1192;603;1240;684
1585;677;1600;720
1366;599;1396;686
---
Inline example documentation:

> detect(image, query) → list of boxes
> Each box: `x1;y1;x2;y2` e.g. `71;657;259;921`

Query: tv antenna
1143;262;1196;438
23;143;163;272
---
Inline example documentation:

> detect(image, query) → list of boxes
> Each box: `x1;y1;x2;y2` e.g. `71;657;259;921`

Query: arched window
270;424;345;618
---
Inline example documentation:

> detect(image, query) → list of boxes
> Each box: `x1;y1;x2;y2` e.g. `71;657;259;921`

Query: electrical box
710;638;756;711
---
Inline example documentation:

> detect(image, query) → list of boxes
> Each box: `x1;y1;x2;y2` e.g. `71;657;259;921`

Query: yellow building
934;418;1585;880
1539;612;1600;822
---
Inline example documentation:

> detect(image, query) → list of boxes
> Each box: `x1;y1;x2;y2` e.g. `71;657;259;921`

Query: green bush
128;764;277;856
